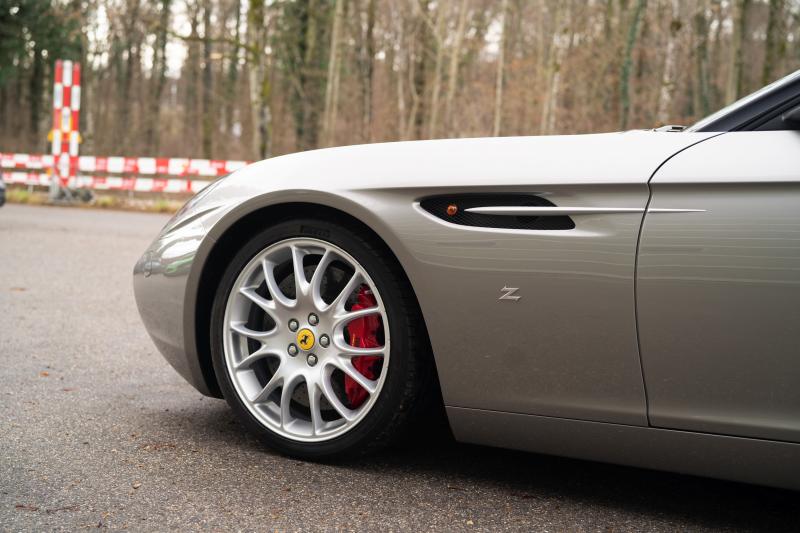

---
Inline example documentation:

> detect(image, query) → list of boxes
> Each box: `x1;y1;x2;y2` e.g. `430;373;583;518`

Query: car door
401;131;717;427
638;129;800;442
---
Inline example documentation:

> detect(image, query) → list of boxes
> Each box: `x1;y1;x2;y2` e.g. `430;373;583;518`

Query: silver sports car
134;70;800;489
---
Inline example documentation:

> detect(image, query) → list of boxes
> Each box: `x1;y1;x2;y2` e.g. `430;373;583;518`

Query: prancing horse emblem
297;328;316;350
499;286;521;301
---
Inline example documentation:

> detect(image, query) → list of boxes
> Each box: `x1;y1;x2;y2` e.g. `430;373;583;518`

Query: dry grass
6;188;48;205
4;185;184;214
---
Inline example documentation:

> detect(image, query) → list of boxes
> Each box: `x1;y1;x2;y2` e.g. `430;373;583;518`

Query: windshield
687;69;800;132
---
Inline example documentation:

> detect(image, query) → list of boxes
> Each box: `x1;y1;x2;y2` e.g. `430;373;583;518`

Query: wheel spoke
235;346;282;370
262;259;294;308
310;249;334;305
332;306;382;329
280;375;300;429
320;373;357;421
333;358;378;395
307;381;323;435
239;287;280;321
291;244;309;298
230;321;276;342
326;270;363;313
251;368;283;403
337;344;386;357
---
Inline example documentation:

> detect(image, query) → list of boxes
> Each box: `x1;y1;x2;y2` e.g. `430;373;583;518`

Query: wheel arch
193;201;439;400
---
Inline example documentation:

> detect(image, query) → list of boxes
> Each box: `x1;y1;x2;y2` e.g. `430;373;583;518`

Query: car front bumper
133;207;220;396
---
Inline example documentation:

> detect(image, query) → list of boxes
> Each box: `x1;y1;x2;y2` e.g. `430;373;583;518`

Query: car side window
754;98;800;131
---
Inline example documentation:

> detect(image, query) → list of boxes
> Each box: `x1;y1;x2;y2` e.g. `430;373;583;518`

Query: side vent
420;194;575;230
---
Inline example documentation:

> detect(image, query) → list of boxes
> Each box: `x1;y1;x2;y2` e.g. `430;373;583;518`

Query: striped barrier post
50;59;81;199
2;58;251;200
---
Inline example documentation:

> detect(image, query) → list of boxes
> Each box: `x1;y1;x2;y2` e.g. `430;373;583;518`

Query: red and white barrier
1;152;249;194
1;153;247;178
2;171;213;194
4;58;248;197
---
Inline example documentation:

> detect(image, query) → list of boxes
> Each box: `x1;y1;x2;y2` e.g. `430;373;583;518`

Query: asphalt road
1;203;797;532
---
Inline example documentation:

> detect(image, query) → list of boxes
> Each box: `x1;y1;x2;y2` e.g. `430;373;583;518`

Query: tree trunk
185;4;201;156
411;0;430;139
201;0;213;159
656;0;680;125
395;12;408;140
762;0;785;86
492;0;508;137
444;0;469;136
540;2;570;135
118;0;141;153
145;0;170;154
619;0;646;130
693;3;711;118
224;0;242;142
725;0;751;104
357;0;376;142
247;0;270;159
283;0;326;151
427;0;448;139
28;43;43;145
322;0;345;147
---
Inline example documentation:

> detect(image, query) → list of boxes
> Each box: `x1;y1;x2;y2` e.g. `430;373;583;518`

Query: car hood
181;130;720;238
211;130;718;199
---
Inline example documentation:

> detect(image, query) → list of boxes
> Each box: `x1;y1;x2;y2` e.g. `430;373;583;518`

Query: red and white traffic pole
50;59;81;200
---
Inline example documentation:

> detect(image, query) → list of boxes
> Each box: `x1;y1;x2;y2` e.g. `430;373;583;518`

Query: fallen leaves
15;504;39;512
15;504;79;514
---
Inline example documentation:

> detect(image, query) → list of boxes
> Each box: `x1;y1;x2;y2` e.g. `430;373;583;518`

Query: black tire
210;217;435;459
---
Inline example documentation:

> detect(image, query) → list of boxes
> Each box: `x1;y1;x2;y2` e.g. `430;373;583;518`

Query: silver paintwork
638;130;800;444
133;128;800;488
223;237;390;442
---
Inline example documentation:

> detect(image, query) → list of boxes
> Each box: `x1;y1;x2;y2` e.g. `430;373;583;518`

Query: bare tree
540;1;570;135
762;0;786;85
493;0;509;136
145;0;171;154
4;0;800;160
726;0;752;103
355;0;376;141
201;0;214;158
619;0;646;130
693;1;712;117
322;0;345;146
656;0;681;125
444;0;470;135
426;0;449;138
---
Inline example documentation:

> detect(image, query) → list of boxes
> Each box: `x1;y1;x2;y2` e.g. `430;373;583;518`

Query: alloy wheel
222;238;390;442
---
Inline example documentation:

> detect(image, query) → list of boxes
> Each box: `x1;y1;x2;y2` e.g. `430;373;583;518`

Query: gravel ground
0;203;797;532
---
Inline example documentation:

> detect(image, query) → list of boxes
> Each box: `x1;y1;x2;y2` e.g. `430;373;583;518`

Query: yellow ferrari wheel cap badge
297;328;315;351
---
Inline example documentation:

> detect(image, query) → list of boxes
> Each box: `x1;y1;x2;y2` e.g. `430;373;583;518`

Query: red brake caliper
344;286;382;408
